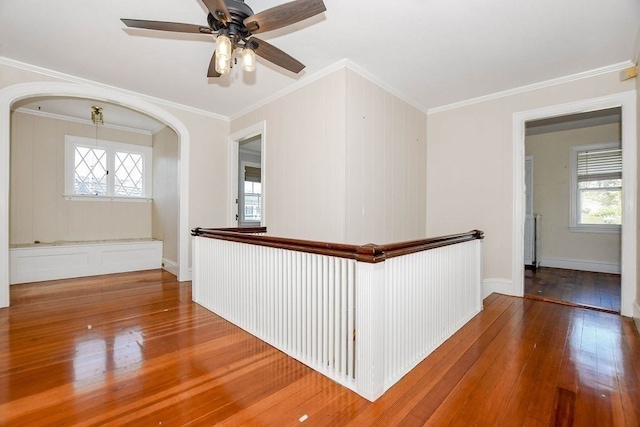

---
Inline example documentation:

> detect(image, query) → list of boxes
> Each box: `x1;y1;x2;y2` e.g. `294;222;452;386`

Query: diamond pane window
74;146;107;195
114;151;144;197
65;136;152;200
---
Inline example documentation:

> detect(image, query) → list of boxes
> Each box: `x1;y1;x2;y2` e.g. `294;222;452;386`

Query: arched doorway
0;82;191;308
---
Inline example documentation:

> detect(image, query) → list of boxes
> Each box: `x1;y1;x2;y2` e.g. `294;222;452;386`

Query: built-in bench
10;239;162;284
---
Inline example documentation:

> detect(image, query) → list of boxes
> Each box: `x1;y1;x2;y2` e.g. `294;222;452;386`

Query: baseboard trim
539;257;620;274
634;301;640;334
179;268;193;283
482;278;517;299
162;258;179;277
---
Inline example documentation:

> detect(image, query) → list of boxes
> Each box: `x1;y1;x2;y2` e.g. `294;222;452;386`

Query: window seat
9;238;162;284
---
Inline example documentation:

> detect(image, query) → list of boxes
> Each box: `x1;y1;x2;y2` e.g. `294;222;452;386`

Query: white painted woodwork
152;126;179;266
193;237;357;391
379;241;482;393
193;236;483;401
10;239;162;284
538;257;621;274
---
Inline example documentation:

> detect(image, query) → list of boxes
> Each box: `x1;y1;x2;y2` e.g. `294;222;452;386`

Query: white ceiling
1;0;639;126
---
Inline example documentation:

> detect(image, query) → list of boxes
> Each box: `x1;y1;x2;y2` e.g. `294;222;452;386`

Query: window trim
569;141;621;233
64;135;152;201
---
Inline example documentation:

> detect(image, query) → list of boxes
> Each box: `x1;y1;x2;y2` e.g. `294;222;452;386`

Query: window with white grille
74;146;108;196
570;141;621;233
65;136;152;201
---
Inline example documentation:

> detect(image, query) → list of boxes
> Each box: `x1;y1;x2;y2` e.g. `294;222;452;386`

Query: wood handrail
191;227;484;263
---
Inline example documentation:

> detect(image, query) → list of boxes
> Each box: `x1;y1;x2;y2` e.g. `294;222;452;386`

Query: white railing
192;228;483;401
193;237;357;389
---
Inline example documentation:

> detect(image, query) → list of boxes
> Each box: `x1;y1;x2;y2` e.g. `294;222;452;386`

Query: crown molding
428;61;635;115
229;59;351;121
341;60;428;114
14;107;153;135
0;56;229;122
230;58;428;121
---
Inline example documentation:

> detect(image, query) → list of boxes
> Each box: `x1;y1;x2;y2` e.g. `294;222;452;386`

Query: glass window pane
74;147;107;195
579;188;621;225
578;179;621;189
244;194;261;221
114;152;144;197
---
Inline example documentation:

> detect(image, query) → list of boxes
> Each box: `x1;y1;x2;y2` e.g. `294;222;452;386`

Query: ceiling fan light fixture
214;34;232;74
242;47;256;72
215;33;232;58
121;0;327;78
215;55;231;74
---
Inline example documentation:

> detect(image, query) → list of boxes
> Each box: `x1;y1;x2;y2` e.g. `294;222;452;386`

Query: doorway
512;91;637;317
229;121;266;228
523;108;622;312
238;135;262;227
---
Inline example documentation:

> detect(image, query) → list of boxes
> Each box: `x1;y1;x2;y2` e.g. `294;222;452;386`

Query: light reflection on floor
73;327;144;392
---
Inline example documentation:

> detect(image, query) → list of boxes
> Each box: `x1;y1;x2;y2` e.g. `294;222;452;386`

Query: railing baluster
192;227;483;401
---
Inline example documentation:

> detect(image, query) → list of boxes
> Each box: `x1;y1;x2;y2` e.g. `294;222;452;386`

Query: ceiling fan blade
250;37;304;73
201;0;232;24
207;51;222;78
244;0;326;34
121;19;212;34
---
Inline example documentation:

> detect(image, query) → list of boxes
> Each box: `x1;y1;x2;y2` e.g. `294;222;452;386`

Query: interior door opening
523;107;622;313
237;135;262;227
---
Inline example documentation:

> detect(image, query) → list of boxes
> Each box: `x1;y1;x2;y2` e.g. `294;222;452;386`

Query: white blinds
244;166;261;183
577;147;621;181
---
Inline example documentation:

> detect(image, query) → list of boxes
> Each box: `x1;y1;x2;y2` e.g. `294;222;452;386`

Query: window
65;135;152;201
570;141;621;233
243;180;262;222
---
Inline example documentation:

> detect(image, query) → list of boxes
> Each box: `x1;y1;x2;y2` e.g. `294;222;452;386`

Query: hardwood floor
1;270;639;425
525;267;621;313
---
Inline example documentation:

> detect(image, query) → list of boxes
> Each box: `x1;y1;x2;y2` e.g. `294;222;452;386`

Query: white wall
345;69;427;245
426;70;635;284
152;126;179;265
525;122;621;269
10;111;152;244
231;68;348;243
231;66;428;245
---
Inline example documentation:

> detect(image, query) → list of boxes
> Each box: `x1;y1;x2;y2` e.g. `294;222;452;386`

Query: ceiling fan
121;0;326;78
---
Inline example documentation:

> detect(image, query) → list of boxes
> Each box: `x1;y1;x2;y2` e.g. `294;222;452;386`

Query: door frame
512;90;637;316
229;121;266;227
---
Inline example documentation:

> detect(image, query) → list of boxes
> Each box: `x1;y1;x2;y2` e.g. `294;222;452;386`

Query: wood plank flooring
1;270;639;425
525;267;621;313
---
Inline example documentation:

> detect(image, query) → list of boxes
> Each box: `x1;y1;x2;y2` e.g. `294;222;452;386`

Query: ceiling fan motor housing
207;0;254;40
